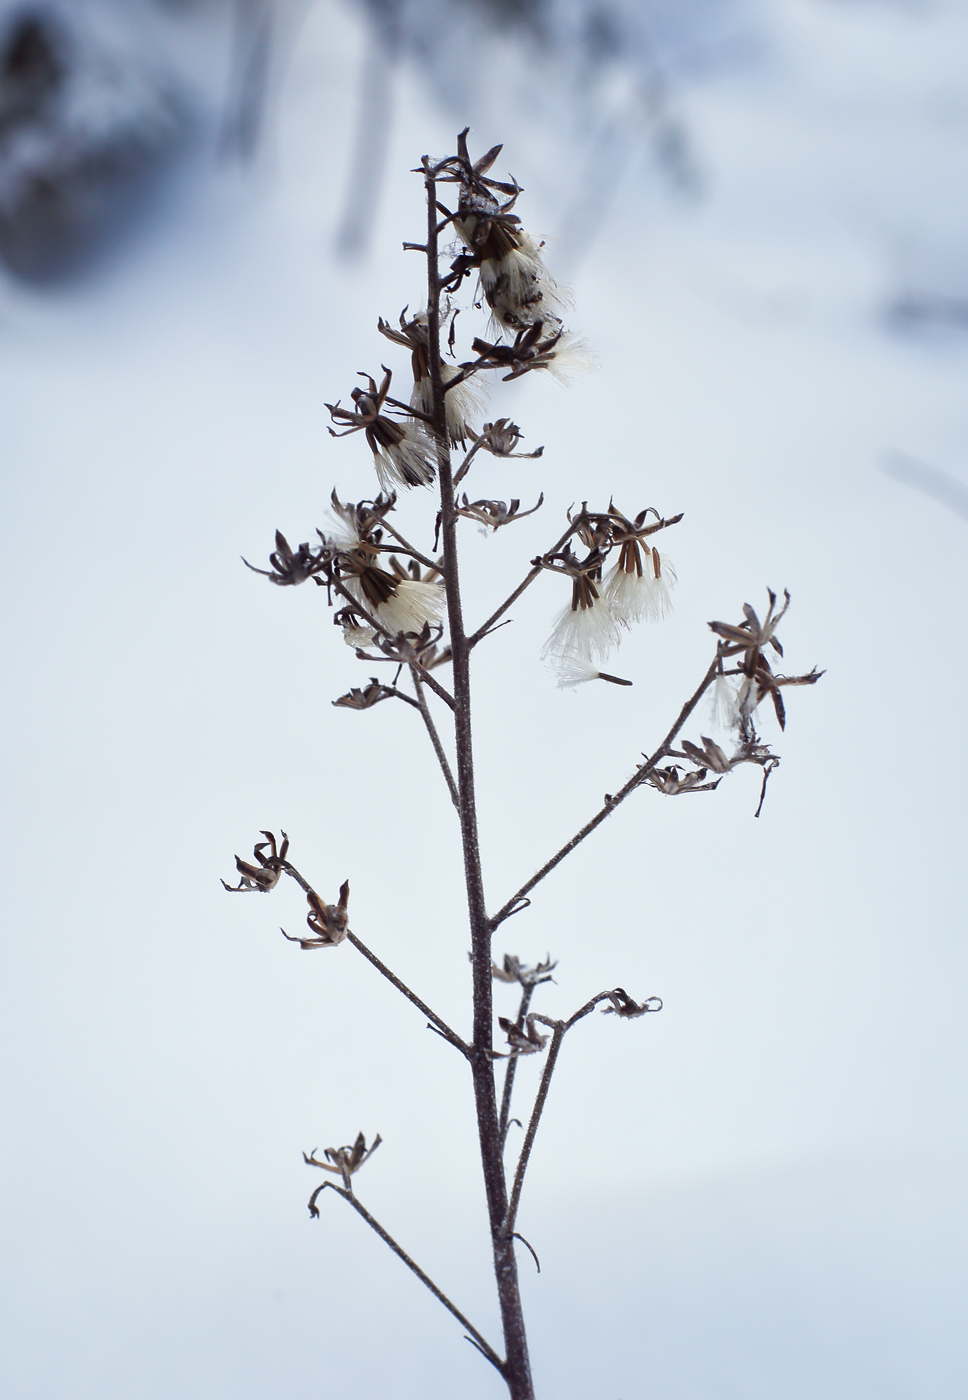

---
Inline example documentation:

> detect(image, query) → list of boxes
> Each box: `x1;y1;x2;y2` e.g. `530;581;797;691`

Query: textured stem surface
423;160;534;1400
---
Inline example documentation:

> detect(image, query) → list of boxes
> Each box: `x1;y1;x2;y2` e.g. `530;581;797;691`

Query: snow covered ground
1;1;967;1396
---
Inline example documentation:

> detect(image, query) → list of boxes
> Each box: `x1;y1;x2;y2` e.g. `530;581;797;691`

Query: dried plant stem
467;525;574;649
423;157;535;1400
314;1183;505;1376
376;519;440;571
329;575;456;711
503;995;611;1236
490;657;721;929
411;667;460;809
498;984;535;1146
347;932;469;1057
453;437;486;488
278;863;468;1056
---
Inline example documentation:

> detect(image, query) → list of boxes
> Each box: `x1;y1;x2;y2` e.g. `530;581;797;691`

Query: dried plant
222;129;822;1399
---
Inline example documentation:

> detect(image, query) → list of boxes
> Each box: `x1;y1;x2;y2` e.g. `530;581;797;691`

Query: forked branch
502;991;661;1235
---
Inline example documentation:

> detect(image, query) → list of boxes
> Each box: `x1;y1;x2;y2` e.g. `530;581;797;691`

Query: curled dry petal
282;881;350;949
221;830;290;892
601;989;663;1019
304;1131;382;1197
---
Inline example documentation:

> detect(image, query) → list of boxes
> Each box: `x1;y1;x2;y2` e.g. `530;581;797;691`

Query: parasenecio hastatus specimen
223;130;822;1400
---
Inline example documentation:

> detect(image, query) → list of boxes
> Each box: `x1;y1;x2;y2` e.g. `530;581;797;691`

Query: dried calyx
536;502;683;682
708;590;824;738
304;1132;382;1195
491;954;557;988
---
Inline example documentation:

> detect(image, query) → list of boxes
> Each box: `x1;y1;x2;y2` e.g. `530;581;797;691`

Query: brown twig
467;524;576;650
422;151;535;1400
329;574;455;711
411;667;460;809
277;862;469;1056
311;1182;505;1376
346;931;469;1056
502;994;614;1236
490;657;721;929
498;983;536;1147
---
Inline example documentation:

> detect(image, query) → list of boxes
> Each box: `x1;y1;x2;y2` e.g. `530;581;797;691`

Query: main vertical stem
423;164;534;1400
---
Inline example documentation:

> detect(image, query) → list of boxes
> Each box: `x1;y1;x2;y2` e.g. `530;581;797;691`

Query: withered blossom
492;954;557;988
435;132;568;333
456;493;544;532
356;620;450;672
313;493;443;645
468;320;572;382
645;764;722;796
304;1132;382;1194
475;418;543;458
498;1013;549;1057
326;367;436;491
333;679;398;710
601;989;663;1019
680;735;733;774
242;531;323;586
709;589;790;670
604;543;676;625
221;831;289;892
343;569;445;640
320;489;397;553
378;308;485;446
282;881;350;949
708;591;823;733
539;545;622;669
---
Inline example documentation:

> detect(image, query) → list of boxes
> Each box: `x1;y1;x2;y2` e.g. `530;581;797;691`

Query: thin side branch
452;437;486;489
313;1182;505;1377
502;993;614;1236
377;520;440;571
411;667;460;809
329;575;455;711
347;932;470;1057
502;1023;563;1235
467;523;575;650
499;984;535;1146
276;863;469;1056
490;657;720;928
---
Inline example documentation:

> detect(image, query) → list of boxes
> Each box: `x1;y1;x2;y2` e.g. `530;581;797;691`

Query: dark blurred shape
882;452;968;523
0;12;63;116
0;4;192;281
220;0;273;160
887;294;968;331
335;0;399;259
337;0;736;260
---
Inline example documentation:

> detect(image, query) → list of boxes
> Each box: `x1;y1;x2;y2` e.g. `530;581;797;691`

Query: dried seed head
282;881;350;950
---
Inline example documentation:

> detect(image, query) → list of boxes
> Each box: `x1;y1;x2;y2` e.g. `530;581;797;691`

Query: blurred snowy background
1;0;967;1396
